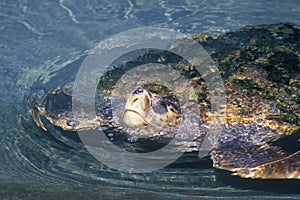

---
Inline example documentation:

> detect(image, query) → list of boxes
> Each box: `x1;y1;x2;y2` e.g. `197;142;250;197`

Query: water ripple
59;0;79;24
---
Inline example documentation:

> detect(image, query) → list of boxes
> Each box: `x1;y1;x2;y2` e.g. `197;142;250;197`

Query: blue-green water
1;0;300;199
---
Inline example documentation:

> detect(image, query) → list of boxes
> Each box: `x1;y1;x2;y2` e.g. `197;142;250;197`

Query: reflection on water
1;0;300;199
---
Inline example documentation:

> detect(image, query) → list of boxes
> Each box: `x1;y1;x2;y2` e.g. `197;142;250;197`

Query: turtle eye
151;96;168;114
133;87;144;95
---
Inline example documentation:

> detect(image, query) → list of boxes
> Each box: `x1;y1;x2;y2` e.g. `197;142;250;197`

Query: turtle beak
122;87;151;128
123;109;148;127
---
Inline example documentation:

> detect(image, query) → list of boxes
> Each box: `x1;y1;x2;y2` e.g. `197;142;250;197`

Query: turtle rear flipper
211;144;300;179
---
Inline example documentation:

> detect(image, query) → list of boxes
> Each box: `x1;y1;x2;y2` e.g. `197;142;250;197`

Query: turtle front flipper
28;88;105;131
29;106;47;131
211;143;300;179
232;150;299;179
28;90;48;131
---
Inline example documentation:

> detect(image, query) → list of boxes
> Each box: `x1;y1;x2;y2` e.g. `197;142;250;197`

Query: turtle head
122;85;182;129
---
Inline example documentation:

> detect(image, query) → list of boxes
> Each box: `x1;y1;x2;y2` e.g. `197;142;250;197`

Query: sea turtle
28;23;300;179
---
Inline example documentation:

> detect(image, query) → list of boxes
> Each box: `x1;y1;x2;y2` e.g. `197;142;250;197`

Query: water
1;0;300;199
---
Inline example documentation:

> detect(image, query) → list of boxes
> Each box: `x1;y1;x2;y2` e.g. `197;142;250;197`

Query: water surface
1;0;300;199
